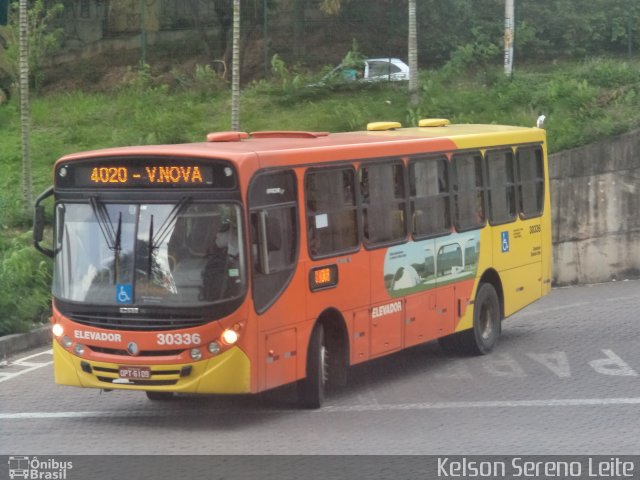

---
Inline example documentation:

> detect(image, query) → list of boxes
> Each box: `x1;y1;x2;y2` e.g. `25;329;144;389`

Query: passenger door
248;170;304;390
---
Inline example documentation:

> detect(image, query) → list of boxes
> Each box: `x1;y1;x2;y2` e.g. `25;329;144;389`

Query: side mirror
34;205;45;243
33;186;54;258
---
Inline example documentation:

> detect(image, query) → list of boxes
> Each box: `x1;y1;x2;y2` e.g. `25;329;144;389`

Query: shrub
0;232;51;336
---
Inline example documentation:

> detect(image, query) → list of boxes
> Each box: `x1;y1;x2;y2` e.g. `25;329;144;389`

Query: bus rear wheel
146;391;174;401
297;324;327;409
438;283;501;356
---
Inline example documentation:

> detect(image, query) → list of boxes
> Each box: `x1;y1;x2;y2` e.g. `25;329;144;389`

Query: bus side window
250;208;291;273
409;156;452;238
452;152;485;231
516;146;545;218
360;161;407;247
248;170;299;313
485;149;517;225
305;167;358;258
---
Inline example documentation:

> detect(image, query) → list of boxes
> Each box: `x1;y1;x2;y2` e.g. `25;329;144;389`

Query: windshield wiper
150;196;191;249
114;212;122;282
147;214;154;277
145;196;191;279
89;197;122;284
90;197;115;250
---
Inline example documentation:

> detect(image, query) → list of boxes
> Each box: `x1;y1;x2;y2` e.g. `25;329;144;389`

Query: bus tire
439;283;501;356
296;324;326;409
146;391;174;401
462;283;501;355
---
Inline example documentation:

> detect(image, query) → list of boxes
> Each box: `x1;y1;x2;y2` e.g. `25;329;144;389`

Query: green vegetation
2;56;640;335
1;0;64;93
0;232;51;335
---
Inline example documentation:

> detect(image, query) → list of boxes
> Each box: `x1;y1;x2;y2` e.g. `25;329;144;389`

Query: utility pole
504;0;514;77
231;0;240;131
19;0;33;214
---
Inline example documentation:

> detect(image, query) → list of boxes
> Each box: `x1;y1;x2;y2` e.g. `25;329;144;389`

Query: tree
290;0;346;60
408;0;418;106
231;0;240;131
0;0;62;217
19;0;31;215
0;0;63;92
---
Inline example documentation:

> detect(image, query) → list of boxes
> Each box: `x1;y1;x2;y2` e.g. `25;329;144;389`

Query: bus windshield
53;200;245;307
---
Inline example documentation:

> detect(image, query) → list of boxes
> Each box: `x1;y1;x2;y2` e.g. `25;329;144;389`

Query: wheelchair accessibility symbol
501;231;510;253
116;284;133;304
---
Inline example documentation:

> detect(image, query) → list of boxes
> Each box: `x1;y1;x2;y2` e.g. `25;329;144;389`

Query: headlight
61;336;72;348
74;344;85;356
190;348;202;361
52;323;64;337
221;329;239;345
208;342;221;355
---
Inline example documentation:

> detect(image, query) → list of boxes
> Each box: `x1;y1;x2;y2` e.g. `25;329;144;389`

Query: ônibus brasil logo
8;456;73;479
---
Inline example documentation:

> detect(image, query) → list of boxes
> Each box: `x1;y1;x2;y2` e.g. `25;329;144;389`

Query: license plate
118;366;151;379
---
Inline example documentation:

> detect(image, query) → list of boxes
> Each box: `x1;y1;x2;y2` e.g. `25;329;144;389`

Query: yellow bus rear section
452;127;551;331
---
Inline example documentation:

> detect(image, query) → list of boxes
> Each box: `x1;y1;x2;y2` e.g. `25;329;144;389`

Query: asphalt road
2;280;640;455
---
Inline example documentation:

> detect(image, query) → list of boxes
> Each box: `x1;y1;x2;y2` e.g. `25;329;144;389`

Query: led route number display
89;165;204;185
55;158;236;189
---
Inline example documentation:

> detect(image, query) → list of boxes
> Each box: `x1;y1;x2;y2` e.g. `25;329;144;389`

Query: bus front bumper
52;340;252;394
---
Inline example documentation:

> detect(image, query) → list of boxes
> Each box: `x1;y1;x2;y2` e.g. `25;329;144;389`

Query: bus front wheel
297;324;327;409
439;283;501;356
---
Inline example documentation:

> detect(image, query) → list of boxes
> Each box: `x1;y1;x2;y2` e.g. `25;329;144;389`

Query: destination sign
55;157;236;189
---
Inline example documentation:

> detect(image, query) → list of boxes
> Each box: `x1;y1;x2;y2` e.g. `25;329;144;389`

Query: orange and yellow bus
34;118;551;408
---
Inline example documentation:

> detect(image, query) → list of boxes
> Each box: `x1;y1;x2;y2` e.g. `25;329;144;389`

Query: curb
0;325;52;359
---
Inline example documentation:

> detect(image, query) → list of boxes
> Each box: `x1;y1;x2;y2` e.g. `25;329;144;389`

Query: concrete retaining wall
0;325;51;359
550;129;640;285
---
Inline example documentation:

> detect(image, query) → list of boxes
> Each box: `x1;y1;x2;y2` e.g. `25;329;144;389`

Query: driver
202;220;240;300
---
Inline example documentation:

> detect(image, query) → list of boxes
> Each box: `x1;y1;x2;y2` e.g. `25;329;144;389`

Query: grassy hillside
1;57;640;334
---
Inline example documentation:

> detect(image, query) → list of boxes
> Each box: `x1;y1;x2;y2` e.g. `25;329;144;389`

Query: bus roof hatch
418;118;450;127
367;122;402;131
206;131;250;142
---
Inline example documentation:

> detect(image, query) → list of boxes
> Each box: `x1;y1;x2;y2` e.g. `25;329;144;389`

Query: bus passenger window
409;156;452;238
250;208;294;273
305;167;358;258
516;146;545;217
360;161;406;246
248;170;299;313
452;152;485;231
486;149;517;225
